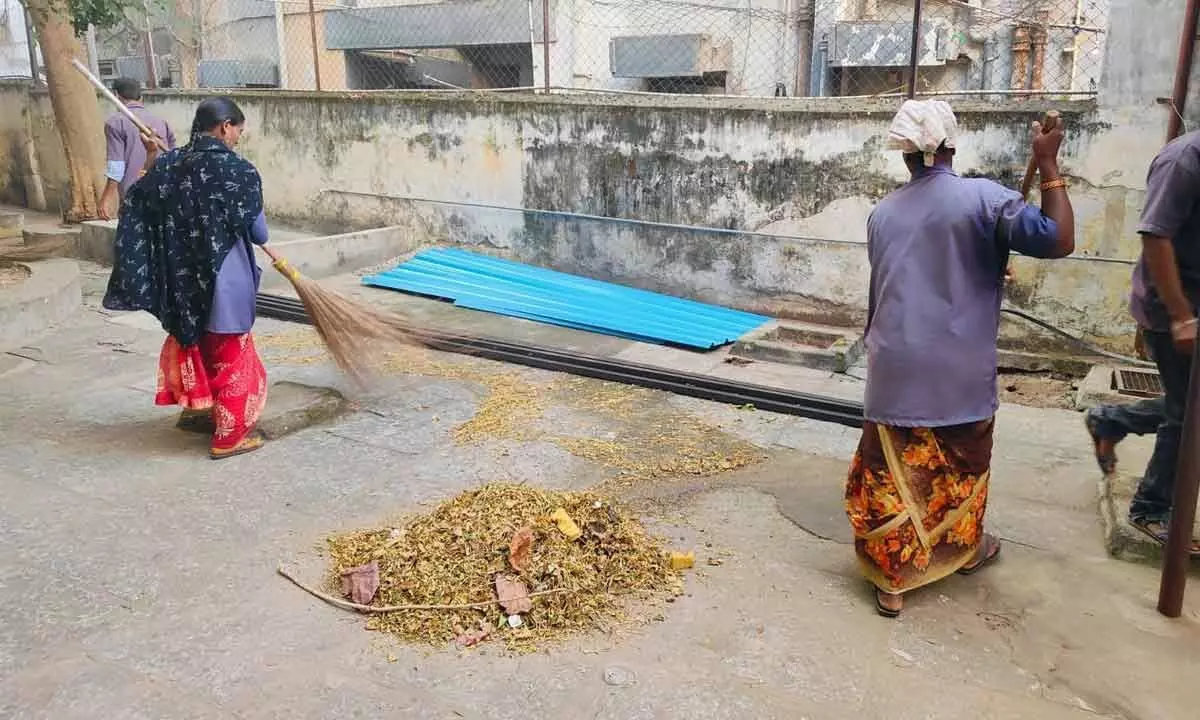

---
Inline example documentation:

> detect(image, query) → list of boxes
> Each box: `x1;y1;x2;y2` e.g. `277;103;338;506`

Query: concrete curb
77;220;117;265
0;258;82;351
1100;472;1200;568
255;225;421;290
731;321;863;373
72;222;421;290
258;381;347;440
0;210;21;240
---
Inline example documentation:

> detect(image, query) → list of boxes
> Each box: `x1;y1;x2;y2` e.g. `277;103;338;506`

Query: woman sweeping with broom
104;97;273;459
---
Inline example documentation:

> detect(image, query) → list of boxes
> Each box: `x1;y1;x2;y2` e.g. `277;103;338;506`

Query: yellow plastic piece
550;508;582;541
669;551;695;570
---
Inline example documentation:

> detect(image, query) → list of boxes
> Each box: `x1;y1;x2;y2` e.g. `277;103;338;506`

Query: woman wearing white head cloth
844;100;1075;617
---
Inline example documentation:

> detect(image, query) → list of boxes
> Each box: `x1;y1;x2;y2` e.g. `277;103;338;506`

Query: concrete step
0;258;83;352
0;210;22;241
23;224;81;249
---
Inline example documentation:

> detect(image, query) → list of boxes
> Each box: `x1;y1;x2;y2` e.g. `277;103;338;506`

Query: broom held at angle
69;58;169;152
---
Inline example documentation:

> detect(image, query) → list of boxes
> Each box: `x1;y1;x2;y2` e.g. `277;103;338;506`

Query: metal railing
71;0;1105;100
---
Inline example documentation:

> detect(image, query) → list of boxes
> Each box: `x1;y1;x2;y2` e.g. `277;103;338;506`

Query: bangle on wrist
1040;178;1068;192
1171;317;1197;332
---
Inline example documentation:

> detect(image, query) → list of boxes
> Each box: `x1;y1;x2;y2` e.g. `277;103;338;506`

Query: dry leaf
509;526;534;572
495;574;533;614
340;560;380;604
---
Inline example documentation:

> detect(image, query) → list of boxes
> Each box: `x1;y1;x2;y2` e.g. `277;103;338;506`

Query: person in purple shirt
98;78;175;221
1104;130;1200;552
844;100;1075;617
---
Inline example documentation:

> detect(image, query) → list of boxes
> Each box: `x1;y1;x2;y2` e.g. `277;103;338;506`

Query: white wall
0;0;32;79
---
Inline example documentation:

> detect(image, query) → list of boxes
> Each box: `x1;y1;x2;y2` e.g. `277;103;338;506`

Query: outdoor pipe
905;0;922;98
1157;0;1200;619
1158;340;1200;617
1166;0;1200;141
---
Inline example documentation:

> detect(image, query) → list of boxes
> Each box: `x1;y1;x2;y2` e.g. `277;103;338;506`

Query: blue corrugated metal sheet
362;248;769;350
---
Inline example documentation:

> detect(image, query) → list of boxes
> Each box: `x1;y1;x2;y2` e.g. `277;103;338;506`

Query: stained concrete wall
0;81;68;213
0;3;1185;353
120;89;1152;349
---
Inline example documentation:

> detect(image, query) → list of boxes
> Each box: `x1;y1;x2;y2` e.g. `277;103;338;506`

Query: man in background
1120;128;1200;552
98;78;175;221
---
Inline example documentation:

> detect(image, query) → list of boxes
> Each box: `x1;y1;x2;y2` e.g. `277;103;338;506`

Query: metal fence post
307;0;322;91
542;0;551;93
905;0;923;98
275;0;289;89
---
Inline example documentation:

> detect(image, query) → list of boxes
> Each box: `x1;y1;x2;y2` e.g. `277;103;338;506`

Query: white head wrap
887;99;959;167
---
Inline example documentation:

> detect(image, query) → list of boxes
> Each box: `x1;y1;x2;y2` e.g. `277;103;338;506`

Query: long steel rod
1157;0;1200;618
1158;340;1200;617
253;295;861;414
254;293;865;427
905;0;923;99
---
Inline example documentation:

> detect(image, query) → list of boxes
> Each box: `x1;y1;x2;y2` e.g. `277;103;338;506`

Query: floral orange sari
845;419;993;594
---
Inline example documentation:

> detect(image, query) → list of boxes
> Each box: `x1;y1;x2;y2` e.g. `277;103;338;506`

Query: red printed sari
156;333;268;453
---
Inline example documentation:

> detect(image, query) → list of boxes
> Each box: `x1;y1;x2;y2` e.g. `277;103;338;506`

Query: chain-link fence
80;0;1107;99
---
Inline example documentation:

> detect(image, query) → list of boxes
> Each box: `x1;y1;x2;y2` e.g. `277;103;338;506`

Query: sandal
1129;518;1200;554
875;589;902;618
176;409;215;434
1084;412;1118;475
210;431;266;460
957;533;1002;576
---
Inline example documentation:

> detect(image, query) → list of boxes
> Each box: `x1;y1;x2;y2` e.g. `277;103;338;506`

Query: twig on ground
276;565;569;613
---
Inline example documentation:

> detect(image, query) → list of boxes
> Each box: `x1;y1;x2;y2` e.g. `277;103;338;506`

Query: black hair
112;77;141;101
190;96;246;138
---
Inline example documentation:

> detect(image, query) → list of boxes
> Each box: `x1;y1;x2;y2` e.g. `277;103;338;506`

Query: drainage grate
1113;369;1164;398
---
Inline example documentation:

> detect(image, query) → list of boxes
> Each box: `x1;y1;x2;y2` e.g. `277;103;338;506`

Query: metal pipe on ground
1157;0;1200;619
254;293;866;428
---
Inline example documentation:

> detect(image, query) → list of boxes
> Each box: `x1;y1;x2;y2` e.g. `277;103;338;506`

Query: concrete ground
2;266;1199;719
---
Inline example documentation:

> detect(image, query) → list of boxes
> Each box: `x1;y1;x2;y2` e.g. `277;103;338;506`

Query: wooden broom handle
70;58;169;151
1020;110;1060;201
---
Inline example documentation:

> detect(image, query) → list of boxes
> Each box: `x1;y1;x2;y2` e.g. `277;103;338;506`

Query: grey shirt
1130;130;1200;332
864;165;1059;427
104;103;175;200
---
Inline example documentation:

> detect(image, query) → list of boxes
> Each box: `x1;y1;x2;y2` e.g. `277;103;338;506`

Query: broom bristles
287;274;430;385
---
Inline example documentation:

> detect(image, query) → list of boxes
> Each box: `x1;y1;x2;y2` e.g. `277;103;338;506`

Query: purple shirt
1129;130;1200;331
104;103;176;199
864;166;1059;427
207;211;269;334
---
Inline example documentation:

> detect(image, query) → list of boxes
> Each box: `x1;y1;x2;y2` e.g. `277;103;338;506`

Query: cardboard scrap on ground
340;560;380;604
495;574;533;614
508;526;534;572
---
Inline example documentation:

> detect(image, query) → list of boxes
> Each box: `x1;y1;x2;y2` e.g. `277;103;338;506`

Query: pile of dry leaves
325;483;684;651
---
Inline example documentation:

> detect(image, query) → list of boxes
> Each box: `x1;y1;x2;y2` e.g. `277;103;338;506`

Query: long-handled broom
258;247;427;384
68;58;424;383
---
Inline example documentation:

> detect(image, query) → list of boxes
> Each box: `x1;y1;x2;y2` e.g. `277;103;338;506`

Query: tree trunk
24;0;105;223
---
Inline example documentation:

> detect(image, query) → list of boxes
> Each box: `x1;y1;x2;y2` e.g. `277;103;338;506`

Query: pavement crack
322;429;422;456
